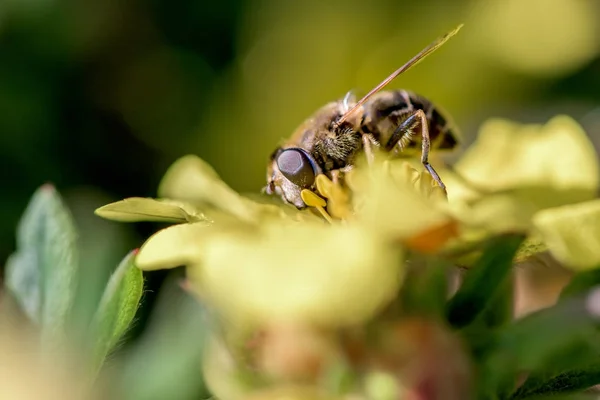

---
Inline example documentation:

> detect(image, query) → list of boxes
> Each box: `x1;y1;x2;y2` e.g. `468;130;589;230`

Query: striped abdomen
360;89;459;154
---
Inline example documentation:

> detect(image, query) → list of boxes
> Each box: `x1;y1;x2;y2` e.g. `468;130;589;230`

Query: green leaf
460;273;515;370
560;268;600;300
522;394;599;400
397;254;451;318
5;184;79;348
116;276;209;400
94;197;206;223
446;233;525;328
484;294;600;398
512;362;600;399
89;249;143;374
473;273;514;330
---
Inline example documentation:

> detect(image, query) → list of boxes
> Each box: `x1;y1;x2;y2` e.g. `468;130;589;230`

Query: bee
265;25;463;209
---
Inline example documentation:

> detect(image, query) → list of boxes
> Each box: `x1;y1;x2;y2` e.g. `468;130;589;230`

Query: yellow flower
303;155;457;253
95;155;323;226
350;156;454;250
533;199;600;270
135;218;403;331
118;151;467;331
447;115;598;209
94;113;600;400
96;114;600;334
300;114;600;269
440;115;600;267
97;155;406;332
157;155;320;224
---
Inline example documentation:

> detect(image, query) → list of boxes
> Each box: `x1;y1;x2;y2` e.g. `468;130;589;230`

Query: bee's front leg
331;169;341;185
387;109;447;193
361;133;380;165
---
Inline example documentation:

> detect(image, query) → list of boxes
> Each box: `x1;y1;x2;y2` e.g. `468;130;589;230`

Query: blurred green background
2;0;600;280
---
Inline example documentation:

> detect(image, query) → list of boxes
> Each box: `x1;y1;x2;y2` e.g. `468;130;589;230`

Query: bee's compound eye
276;149;316;187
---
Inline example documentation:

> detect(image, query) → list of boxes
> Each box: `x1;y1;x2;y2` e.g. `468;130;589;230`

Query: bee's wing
336;24;463;126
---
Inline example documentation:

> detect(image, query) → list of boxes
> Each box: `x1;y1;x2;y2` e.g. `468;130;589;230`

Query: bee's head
265;147;320;209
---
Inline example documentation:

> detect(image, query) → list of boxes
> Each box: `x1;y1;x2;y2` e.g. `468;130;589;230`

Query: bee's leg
331;169;341;185
387;109;447;192
361;133;379;165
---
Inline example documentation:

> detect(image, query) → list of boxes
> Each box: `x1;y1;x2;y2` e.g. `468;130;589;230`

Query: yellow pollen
300;189;333;223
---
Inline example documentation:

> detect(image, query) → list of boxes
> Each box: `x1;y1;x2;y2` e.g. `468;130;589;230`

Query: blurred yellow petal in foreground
445;115;600;238
103;113;600;333
137;220;403;330
352;157;452;246
533;199;600;270
158;154;321;223
453;115;598;201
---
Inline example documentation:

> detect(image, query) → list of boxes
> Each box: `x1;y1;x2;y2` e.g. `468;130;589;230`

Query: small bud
344;318;473;400
251;323;340;383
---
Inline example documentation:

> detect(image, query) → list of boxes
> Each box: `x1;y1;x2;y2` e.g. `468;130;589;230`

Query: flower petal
437;116;600;244
533;199;600;270
158;155;284;223
94;197;206;223
184;221;403;329
136;222;215;271
453;115;599;200
404;220;460;254
353;159;453;241
203;332;256;400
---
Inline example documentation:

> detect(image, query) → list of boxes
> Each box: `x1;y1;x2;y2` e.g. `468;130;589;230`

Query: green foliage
89;249;144;375
446;234;526;328
4;184;144;380
440;236;600;399
116;276;209;400
94;197;208;223
397;255;451;318
5;184;79;349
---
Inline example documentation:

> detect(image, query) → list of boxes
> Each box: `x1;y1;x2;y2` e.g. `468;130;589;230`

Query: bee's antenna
334;24;463;128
